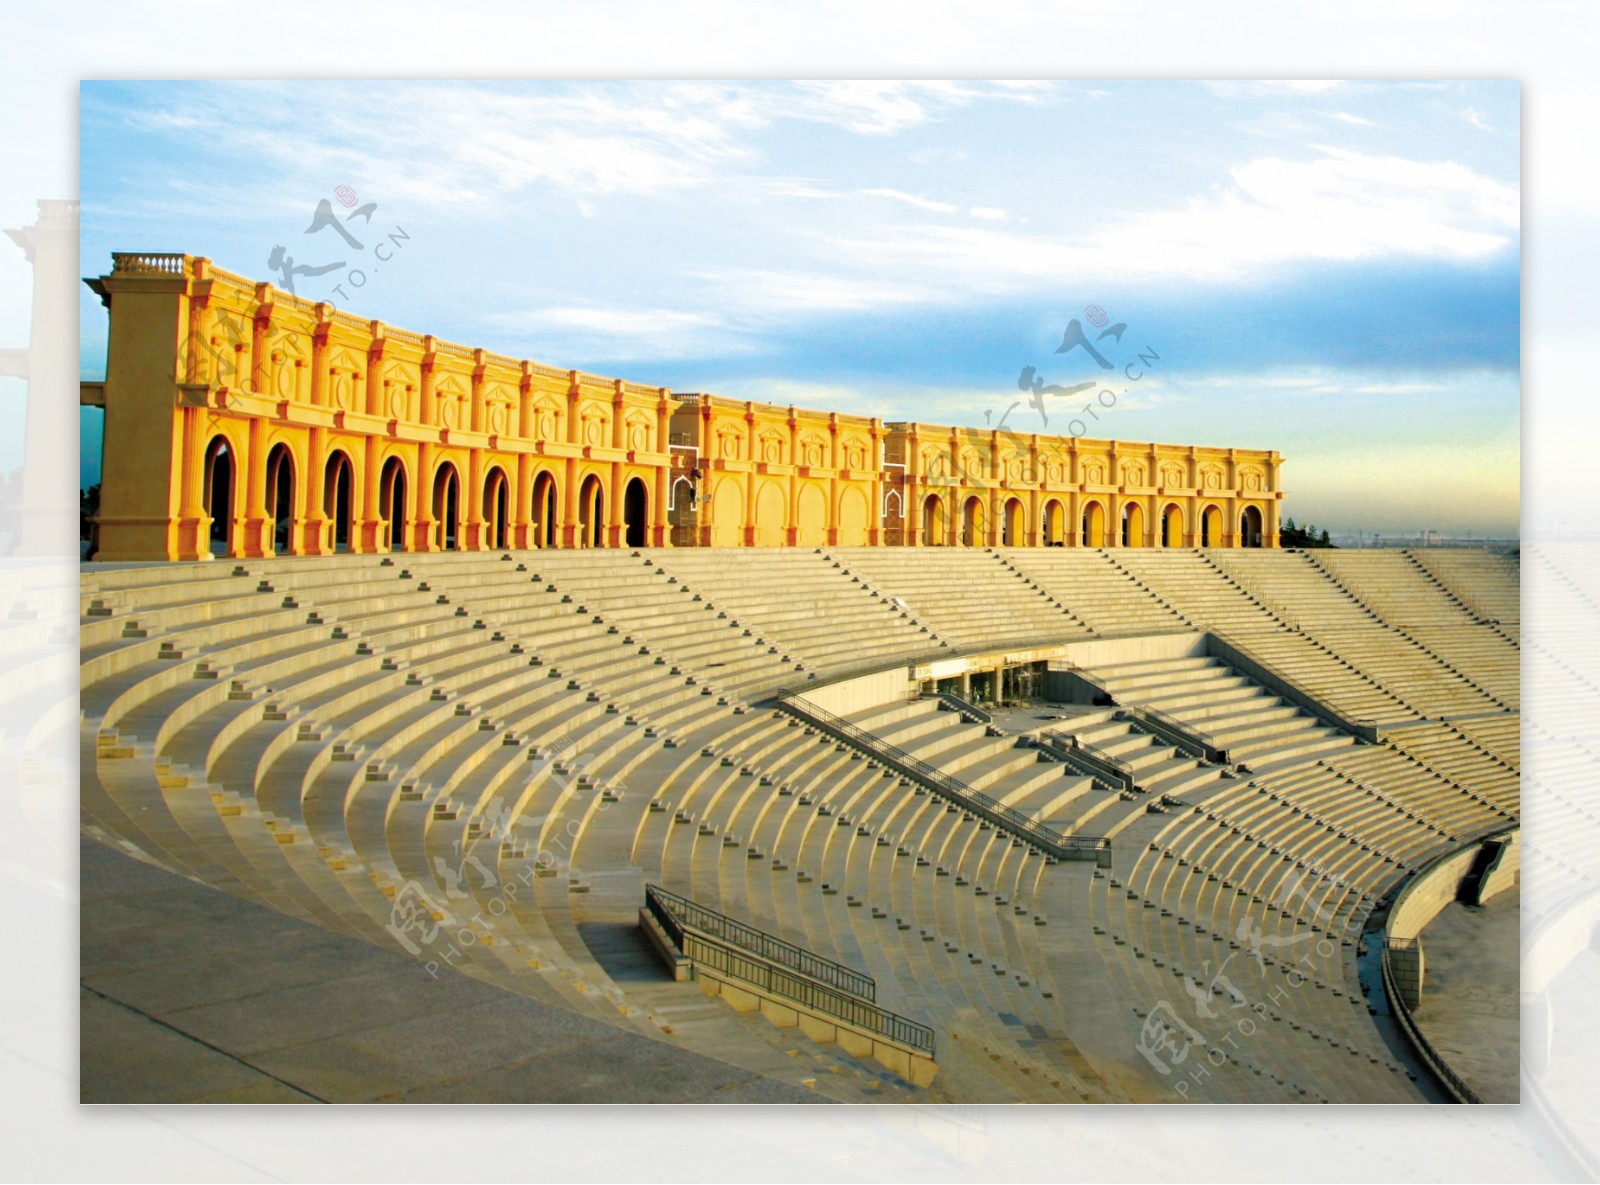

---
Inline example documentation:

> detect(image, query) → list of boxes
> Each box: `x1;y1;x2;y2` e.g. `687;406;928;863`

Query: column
301;425;328;554
240;415;270;557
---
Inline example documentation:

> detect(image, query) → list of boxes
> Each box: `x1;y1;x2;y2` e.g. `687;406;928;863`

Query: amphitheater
78;255;1522;1105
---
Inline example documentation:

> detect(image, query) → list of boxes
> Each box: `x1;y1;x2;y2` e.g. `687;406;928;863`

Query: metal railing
645;885;934;1055
927;690;991;724
645;883;873;999
1206;631;1382;743
1032;730;1137;794
1117;705;1228;764
1381;936;1480;1103
771;696;1108;860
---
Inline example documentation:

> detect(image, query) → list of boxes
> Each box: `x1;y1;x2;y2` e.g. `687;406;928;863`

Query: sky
78;79;1521;535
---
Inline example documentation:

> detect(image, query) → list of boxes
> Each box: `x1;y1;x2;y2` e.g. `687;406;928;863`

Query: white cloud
859;187;960;214
688;266;955;314
810;144;1518;290
907;146;969;165
782;80;1058;135
483;304;749;362
1464;106;1493;131
968;206;1008;221
1329;111;1374;126
1205;80;1345;99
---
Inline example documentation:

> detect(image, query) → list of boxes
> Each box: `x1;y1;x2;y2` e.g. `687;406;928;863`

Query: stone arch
1042;498;1065;546
1241;504;1264;548
711;477;743;549
960;495;985;547
922;493;946;546
796;482;828;547
432;461;461;550
624;476;650;548
379;454;408;552
265;443;295;555
1002;497;1025;547
578;472;605;548
324;449;356;552
1082;499;1107;548
1122;500;1145;548
202;434;236;557
483;465;510;550
1200;503;1224;548
838;485;870;547
754;480;787;547
1161;502;1184;548
529;468;558;549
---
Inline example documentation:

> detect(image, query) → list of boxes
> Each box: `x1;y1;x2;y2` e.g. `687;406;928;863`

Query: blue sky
79;79;1520;534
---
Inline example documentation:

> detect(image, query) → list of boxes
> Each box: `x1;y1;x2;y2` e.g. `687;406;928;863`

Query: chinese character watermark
267;186;409;301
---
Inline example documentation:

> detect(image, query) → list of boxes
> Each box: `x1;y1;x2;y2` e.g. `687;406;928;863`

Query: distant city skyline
78;79;1519;536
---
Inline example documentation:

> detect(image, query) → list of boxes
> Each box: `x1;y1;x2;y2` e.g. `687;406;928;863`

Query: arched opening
1122;501;1145;548
1042;499;1064;546
379;456;407;552
1082;500;1106;548
668;476;695;547
578;474;605;547
432;463;460;550
711;478;743;548
1241;505;1264;548
530;470;557;548
1200;504;1223;548
266;444;294;555
202;436;233;556
882;489;904;546
921;493;946;545
1161;503;1183;548
960;495;986;547
624;476;649;548
483;466;509;550
324;450;355;552
1002;498;1024;547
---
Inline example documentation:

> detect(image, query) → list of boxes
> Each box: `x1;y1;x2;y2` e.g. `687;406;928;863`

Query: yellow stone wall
890;422;1282;549
668;396;885;548
82;253;1282;560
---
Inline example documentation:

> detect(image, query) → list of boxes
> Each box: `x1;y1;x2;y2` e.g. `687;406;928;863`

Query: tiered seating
1411;549;1520;631
651;549;947;676
1089;656;1357;770
1207;551;1510;719
1000;548;1191;637
82;555;904;1100
1110;550;1413;725
80;544;1520;1105
829;548;1090;651
1312;550;1485;628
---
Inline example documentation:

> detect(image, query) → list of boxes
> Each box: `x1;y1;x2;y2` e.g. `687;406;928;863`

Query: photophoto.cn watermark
384;734;612;979
996;303;1160;438
930;303;1161;492
187;184;413;423
1134;861;1369;1099
267;184;410;302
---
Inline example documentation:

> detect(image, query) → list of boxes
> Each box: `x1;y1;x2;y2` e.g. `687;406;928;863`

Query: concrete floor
1411;882;1520;1103
79;834;825;1104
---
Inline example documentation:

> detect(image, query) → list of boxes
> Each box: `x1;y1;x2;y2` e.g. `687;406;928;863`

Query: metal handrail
1032;730;1137;794
646;885;933;1054
927;690;991;724
1206;631;1382;741
772;696;1107;860
683;932;935;1053
1117;705;1229;764
1382;938;1481;1104
645;883;874;1000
